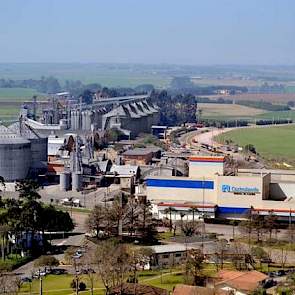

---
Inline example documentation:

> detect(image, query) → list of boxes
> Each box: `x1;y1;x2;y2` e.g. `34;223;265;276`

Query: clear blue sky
0;0;295;65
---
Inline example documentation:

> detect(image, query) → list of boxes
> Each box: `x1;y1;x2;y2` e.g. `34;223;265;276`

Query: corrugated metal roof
150;243;196;254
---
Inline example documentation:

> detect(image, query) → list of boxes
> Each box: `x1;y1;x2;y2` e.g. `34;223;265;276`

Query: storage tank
76;110;81;130
0;135;31;181
60;172;71;191
72;172;82;191
70;111;76;130
7;121;48;172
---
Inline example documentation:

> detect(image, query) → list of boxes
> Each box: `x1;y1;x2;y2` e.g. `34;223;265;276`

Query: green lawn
19;269;185;295
20;274;105;295
216;125;295;166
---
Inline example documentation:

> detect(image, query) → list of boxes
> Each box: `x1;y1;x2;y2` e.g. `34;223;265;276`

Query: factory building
24;94;159;139
0;120;48;181
146;156;295;221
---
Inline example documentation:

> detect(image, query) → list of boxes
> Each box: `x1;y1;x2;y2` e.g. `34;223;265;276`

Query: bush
34;255;59;268
79;282;86;291
70;280;87;291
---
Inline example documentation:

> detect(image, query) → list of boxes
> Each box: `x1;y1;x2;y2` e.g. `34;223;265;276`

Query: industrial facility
0;119;48;181
23;94;159;138
146;155;295;221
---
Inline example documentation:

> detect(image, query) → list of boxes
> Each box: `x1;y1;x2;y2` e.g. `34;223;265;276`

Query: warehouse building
146;156;295;220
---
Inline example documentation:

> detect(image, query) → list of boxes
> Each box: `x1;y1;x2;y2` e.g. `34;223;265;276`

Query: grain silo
0;131;31;181
8;121;48;170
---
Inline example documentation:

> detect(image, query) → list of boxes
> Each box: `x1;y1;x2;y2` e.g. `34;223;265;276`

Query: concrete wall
216;175;265;209
189;157;225;178
146;176;217;204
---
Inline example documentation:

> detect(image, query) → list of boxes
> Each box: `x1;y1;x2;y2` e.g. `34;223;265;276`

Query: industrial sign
221;184;259;195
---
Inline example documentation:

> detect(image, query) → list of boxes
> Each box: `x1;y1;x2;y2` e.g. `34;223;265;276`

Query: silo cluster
0;122;48;181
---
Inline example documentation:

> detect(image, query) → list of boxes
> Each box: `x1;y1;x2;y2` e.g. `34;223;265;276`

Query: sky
0;0;295;65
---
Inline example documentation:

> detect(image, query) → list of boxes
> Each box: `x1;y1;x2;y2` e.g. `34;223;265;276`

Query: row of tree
0;178;74;262
86;196;157;243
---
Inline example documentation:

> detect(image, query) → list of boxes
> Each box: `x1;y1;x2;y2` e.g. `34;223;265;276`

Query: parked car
51;268;67;275
21;277;32;283
263;279;277;289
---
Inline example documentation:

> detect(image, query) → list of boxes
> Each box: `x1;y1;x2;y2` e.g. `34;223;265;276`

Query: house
173;284;228;295
109;164;140;191
110;283;168;295
215;270;268;295
149;244;196;268
122;148;154;165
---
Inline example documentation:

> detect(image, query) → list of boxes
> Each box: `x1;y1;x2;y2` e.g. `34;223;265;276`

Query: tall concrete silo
72;172;82;191
60;172;71;191
0;134;31;181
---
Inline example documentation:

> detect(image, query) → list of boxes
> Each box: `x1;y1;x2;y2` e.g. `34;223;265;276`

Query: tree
95;240;131;295
137;201;157;243
0;176;5;198
123;198;139;237
16;179;41;202
81;251;96;295
34;255;59;269
86;204;106;238
188;207;199;223
251;247;268;269
128;247;154;283
185;249;206;286
215;239;228;270
181;221;200;237
264;212;277;241
105;128;123;143
230;242;250;270
164;207;176;232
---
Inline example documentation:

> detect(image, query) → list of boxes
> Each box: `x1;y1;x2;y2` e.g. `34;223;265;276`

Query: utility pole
201;176;205;252
39;269;43;295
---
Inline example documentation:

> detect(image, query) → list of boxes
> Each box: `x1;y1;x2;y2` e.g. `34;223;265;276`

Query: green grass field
19;269;185;295
216;125;295;166
256;110;295;121
0;88;44;101
0;88;45;121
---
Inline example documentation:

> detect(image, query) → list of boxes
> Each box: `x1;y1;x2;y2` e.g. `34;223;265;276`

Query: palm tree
164;207;176;232
180;212;186;228
189;207;199;223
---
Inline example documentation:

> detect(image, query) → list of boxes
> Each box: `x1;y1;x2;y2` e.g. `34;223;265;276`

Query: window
175;253;182;257
162;254;169;259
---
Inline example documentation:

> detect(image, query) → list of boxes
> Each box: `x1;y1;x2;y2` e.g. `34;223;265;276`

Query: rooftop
173;284;227;295
216;270;268;292
110;283;168;295
150;243;196;254
123;148;156;156
110;164;139;176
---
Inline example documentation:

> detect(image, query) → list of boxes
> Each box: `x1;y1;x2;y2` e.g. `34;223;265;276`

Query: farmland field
198;93;295;103
256;110;295;121
0;87;45;101
216;125;295;167
0;88;45;121
0;64;170;88
198;103;267;120
191;78;264;87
